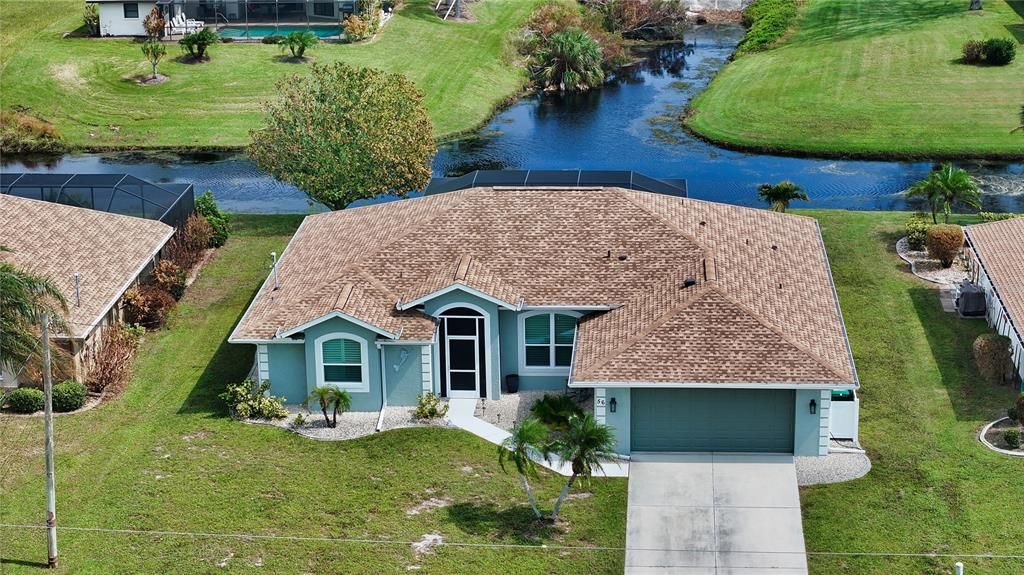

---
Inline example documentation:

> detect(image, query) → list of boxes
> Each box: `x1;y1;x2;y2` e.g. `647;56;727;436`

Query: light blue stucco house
229;185;860;457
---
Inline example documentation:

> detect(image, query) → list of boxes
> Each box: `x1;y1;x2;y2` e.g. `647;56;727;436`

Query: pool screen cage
159;0;360;38
1;173;195;229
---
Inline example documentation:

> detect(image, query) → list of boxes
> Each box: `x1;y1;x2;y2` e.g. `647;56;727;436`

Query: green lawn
0;0;538;149
2;211;1023;574
687;0;1024;159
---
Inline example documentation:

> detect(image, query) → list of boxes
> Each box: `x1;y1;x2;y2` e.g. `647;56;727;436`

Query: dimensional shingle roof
0;194;174;339
231;187;857;386
966;218;1024;341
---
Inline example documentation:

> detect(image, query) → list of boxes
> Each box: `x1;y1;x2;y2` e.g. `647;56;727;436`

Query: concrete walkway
445;398;628;478
625;453;808;575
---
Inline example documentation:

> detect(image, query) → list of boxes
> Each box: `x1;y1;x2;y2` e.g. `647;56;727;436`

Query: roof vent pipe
271;252;280;290
683;277;697;288
73;273;81;307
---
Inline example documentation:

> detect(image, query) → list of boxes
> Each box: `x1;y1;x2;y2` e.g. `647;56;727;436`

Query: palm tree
756;181;808;212
0;248;68;377
305;386;335;427
533;28;605;92
330;387;351;428
546;413;616;521
281;31;318;59
498;418;550;519
908;164;980;224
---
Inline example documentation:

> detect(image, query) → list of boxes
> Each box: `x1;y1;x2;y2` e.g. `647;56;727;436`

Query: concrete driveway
625;453;808;574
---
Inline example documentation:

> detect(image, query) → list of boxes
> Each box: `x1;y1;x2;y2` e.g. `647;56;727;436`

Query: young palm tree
305;386;335;427
547;413;616;521
0;249;68;376
281;31;318;59
330;387;352;428
533;28;605;92
1011;105;1023;134
498;418;550;519
908;164;980;224
756;181;808;212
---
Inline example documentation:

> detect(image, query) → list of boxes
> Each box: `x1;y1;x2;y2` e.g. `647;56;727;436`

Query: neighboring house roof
230;187;857;387
966;218;1024;341
0;194;174;340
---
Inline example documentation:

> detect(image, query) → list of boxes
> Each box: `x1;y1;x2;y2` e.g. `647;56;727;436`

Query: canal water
3;25;1021;214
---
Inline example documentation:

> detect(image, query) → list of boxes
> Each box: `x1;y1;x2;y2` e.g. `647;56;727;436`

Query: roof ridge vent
333;283;354;311
702;257;717;282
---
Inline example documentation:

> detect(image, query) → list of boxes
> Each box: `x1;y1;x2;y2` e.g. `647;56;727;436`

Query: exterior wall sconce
809;399;817;415
609;397;617;413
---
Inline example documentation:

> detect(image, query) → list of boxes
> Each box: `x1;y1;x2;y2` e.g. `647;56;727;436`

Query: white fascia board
227;338;305;345
520;304;619;311
569;380;858;390
814;220;862;388
396;284;519;311
277;311;398;340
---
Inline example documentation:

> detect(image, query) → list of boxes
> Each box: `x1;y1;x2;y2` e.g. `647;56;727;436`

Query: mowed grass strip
687;1;1024;159
0;214;627;574
0;0;539;149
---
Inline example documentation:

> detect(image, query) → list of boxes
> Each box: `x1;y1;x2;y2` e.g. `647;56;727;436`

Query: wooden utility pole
41;313;58;568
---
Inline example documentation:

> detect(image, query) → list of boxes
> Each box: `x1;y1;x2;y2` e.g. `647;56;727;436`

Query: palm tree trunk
519;474;543;519
550;474;576;520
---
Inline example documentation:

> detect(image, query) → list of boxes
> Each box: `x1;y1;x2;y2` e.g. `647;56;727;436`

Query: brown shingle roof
231;187;857;386
966;218;1024;340
0;195;174;339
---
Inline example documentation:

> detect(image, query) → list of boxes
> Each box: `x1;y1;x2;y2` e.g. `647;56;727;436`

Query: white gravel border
978;417;1024;457
245;405;447;441
895;236;968;286
795;451;872;486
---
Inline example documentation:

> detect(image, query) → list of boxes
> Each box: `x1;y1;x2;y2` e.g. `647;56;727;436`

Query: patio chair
167;14;204;36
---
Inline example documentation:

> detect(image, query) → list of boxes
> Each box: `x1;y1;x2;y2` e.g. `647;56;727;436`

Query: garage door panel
631;389;795;453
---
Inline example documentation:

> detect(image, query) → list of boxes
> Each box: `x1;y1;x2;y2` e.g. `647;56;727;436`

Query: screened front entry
438;307;487;399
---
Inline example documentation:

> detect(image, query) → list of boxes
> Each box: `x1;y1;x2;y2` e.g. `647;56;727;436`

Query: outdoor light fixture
809;399;817;415
609;397;617;413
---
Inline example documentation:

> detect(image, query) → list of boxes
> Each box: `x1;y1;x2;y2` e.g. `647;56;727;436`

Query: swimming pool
217;25;342;39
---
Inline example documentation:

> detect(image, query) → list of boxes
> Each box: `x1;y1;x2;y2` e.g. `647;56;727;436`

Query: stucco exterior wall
383;344;426;406
97;2;155;36
266;343;306;403
300;317;383;412
498;310;574;391
595;387;631;457
793;389;825;456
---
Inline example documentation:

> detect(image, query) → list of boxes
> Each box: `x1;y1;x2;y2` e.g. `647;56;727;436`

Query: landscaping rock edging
895;236;969;286
978;417;1024;457
243;406;448;442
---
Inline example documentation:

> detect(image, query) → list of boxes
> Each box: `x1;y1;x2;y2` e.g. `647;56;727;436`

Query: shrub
979;212;1022;222
1009;405;1019;423
414;392;448;419
737;0;798;54
530;393;583;432
83;3;99;36
86;323;143;393
165;213;213;270
179;27;219;61
521;2;628;71
123;284;176;328
343;15;370;41
1016;393;1024;422
590;0;687;41
281;30;318;58
220;379;288;419
925;224;964;268
973;333;1013;385
52;380;87;412
983;38;1016;66
290;412;308;429
961;40;985;65
1004;428;1021;449
0;111;65;154
143;6;165;38
262;35;284;45
195;191;230;247
153;260;187;299
531;27;606;92
7;387;44;413
905;214;932;250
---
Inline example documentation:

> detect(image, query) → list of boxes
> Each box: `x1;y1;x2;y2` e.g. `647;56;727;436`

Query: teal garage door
631;388;795;453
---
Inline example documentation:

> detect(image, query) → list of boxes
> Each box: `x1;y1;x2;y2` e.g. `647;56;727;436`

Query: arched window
315;334;369;392
518;311;580;373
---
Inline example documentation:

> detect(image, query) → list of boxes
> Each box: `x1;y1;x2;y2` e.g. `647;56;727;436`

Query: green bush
961;40;985;64
7;387;44;413
973;333;1013;385
979;212;1022;222
983;38;1016;66
1004;428;1021;449
1009;405;1019;423
530;393;583;432
280;31;318;58
179;27;219;60
219;379;288;420
195;191;230;247
738;0;798;54
414;392;448;419
262;35;284;45
925;224;964;268
905;214;931;250
52;380;87;412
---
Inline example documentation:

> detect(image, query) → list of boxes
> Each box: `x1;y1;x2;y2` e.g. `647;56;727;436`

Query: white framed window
518;311;579;374
314;333;369;392
123;3;140;18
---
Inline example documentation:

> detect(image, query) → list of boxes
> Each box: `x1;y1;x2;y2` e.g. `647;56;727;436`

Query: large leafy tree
907;163;980;223
532;28;605;92
250;63;435;210
498;418;550;519
0;247;69;378
756;180;808;213
546;413;616;520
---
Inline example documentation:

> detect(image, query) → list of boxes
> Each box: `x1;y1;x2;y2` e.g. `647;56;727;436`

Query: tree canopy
249;63;435;210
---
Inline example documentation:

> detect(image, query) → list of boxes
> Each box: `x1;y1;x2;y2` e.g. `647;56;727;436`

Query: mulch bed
983;418;1024;454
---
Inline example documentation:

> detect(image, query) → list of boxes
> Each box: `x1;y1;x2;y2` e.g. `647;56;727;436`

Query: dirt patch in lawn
51;63;84;89
134;74;169;86
406;496;452;516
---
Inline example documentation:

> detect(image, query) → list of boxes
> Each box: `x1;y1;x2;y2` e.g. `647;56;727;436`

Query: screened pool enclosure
159;0;361;39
